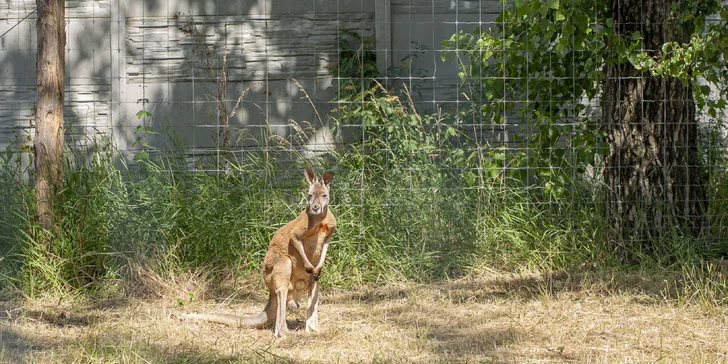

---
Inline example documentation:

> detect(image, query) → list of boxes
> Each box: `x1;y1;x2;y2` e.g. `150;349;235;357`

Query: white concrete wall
0;0;504;156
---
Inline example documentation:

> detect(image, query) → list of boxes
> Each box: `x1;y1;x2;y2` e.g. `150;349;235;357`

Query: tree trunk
603;0;706;255
35;0;66;231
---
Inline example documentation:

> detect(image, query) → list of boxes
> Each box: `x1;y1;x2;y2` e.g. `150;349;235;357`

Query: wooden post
35;0;66;231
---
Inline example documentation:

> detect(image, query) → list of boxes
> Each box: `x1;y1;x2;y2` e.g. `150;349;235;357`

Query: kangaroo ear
321;171;334;186
304;168;316;185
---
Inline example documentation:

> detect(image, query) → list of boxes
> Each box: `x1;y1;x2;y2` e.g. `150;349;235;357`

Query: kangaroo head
304;168;333;216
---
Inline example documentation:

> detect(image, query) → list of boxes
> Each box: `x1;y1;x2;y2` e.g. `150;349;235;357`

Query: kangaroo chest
288;223;330;299
303;223;329;262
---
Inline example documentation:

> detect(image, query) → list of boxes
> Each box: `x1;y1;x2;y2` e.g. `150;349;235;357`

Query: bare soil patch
1;272;727;363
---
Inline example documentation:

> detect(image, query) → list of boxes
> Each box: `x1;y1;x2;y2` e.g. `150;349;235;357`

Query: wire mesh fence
0;0;727;278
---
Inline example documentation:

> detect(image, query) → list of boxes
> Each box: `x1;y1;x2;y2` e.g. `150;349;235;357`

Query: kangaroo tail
183;292;277;329
183;311;271;329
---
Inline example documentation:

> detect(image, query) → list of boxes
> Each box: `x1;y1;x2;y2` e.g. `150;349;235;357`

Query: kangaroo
184;168;336;337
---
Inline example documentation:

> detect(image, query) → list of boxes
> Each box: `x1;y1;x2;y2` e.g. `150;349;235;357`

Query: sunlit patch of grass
2;274;727;363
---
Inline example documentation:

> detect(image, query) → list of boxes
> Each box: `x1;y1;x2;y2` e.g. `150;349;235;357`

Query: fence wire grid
1;0;727;259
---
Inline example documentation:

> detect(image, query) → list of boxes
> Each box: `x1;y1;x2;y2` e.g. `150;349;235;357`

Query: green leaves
133;150;149;162
132;104;158;162
440;0;608;196
136;109;152;120
439;0;728;197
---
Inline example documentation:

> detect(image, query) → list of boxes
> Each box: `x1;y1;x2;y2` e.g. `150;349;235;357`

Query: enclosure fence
1;0;727;264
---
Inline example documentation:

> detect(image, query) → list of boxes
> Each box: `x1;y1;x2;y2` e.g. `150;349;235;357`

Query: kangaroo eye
322;195;328;198
308;194;312;199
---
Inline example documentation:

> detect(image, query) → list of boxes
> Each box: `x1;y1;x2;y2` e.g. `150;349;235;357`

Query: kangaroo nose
312;204;321;212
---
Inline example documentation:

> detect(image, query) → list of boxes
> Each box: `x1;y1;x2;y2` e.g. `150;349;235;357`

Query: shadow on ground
319;269;690;361
327;269;678;305
0;269;719;362
0;300;293;363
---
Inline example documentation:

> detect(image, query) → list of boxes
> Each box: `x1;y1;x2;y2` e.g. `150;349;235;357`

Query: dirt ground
1;271;727;363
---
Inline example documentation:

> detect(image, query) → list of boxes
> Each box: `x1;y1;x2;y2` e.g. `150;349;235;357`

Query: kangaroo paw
312;267;322;281
305;316;319;332
287;300;301;311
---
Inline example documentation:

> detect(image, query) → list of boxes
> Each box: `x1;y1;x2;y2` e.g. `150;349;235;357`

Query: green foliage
440;0;728;199
0;134;283;296
621;1;728;117
332;30;379;108
330;32;494;277
435;0;728;272
440;0;608;197
335;89;486;279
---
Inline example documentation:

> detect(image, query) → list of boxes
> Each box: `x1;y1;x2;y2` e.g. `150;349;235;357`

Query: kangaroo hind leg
273;285;289;337
305;279;320;332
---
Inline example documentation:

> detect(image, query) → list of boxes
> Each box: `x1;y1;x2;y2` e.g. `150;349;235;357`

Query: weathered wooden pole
35;0;66;231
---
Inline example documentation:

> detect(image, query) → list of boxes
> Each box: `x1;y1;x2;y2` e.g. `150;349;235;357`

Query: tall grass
0;83;726;307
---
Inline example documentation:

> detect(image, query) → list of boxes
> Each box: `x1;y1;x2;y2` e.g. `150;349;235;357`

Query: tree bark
603;0;706;255
35;0;65;231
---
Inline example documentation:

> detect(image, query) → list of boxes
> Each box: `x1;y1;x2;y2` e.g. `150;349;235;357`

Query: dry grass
1;271;727;363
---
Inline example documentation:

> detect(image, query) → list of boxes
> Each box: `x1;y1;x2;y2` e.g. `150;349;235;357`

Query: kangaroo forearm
315;242;330;270
314;230;334;270
291;237;315;269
